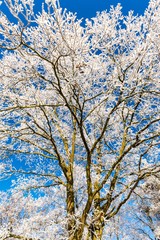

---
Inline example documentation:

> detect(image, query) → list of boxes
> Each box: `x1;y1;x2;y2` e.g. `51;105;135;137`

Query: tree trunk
67;180;76;240
89;144;104;239
89;212;104;240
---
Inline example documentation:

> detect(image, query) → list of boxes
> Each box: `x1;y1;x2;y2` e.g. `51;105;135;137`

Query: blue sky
60;0;150;18
0;0;150;20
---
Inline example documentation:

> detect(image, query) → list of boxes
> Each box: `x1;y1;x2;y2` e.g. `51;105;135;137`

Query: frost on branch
0;0;160;239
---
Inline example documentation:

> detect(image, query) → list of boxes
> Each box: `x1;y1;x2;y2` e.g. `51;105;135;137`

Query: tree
0;0;160;239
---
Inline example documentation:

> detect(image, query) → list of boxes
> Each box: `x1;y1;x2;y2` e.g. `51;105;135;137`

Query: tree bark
67;178;76;239
88;211;104;240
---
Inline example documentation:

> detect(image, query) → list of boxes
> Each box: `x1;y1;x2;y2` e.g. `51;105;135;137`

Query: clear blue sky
60;0;150;18
0;0;150;20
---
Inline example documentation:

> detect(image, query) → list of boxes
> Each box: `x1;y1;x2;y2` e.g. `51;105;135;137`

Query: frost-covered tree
103;175;160;240
0;0;160;239
131;175;160;240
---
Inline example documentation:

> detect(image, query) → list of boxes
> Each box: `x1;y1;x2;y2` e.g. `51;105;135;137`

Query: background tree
0;0;160;239
130;175;160;240
102;175;160;240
